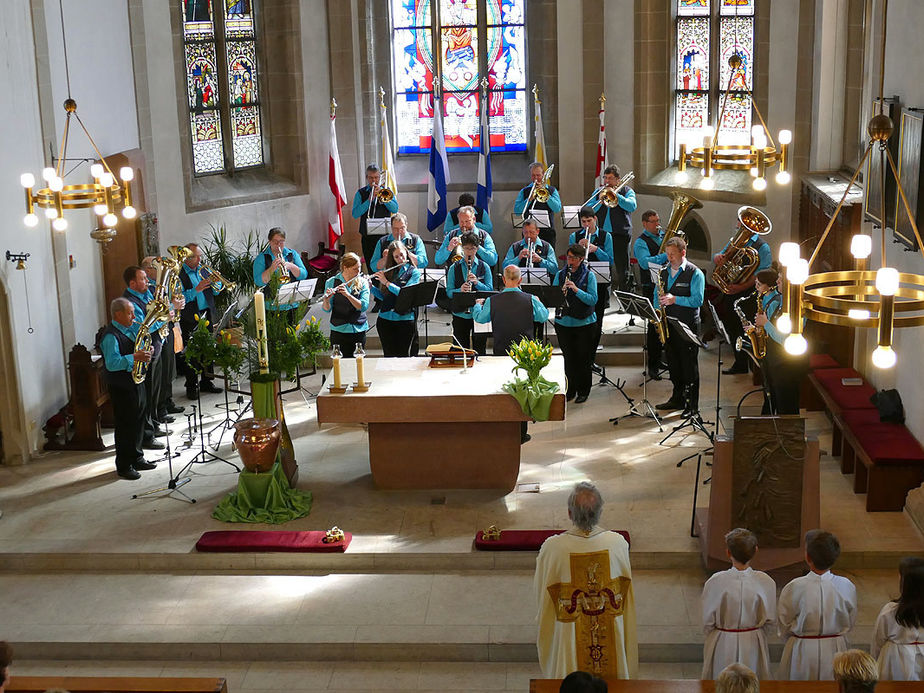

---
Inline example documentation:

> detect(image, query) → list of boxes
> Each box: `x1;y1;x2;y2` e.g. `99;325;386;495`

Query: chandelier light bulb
850;234;872;259
701;176;715;190
753;134;768;150
42;167;56;182
784;333;807;355
90;163;104;179
848;308;871;320
871;345;897;369
52;217;68;232
103;213;118;227
23;213;39;227
778;129;793;145
93;203;108;216
776;313;793;335
776;171;791;185
674;169;689;184
20;173;35;188
778;242;800;267
751;125;764;139
122;205;137;220
119;166;134;181
788;258;810;285
876;266;899;295
753;177;768;191
44;207;58;219
49;176;64;192
99;172;114;188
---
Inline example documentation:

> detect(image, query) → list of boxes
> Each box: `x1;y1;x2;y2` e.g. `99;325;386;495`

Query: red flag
328;112;347;248
594;100;609;188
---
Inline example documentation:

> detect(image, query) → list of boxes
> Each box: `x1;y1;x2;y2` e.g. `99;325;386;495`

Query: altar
316;355;566;490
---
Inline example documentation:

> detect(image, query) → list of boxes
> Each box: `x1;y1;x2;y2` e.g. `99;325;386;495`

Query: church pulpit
43;344;110;451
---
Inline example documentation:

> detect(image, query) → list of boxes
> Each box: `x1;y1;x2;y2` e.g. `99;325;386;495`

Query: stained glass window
674;0;756;155
391;0;527;154
181;0;265;176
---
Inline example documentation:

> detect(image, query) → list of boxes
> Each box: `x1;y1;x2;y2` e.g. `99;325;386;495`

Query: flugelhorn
200;263;235;294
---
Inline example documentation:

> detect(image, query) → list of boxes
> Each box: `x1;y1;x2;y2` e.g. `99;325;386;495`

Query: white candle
254;291;269;374
356;355;365;387
332;354;342;388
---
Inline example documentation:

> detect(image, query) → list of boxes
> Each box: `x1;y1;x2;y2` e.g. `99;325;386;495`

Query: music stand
512;210;552;229
561;205;583;229
659;316;713;446
609;291;663;431
394;280;441;347
366;217;390;237
520;266;552;286
276;278;317;306
450;291;496;313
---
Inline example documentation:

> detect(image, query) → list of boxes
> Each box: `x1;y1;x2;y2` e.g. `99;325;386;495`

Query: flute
323;273;368;299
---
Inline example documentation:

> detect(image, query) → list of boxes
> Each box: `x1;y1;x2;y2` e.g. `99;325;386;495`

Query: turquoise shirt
653;261;705;310
370;233;429;271
252;248;308;311
435;227;498;266
182;264;209;310
445;258;493;319
471;287;549;324
125;287;165;333
553;269;598;327
370;267;421;322
322;273;370;333
761;289;785;345
722;233;773;272
568;229;614;263
501;239;559;274
513;185;563;214
351;188;398;219
633;230;668;274
100;321;139;372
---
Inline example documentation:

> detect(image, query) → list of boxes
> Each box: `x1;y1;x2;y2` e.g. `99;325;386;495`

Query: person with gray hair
369;212;428;272
534;482;637;681
97;296;154;480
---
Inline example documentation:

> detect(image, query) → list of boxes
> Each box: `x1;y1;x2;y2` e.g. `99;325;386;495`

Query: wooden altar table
316;356;566;490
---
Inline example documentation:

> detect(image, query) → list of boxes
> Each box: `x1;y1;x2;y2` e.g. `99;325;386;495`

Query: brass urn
232;417;281;473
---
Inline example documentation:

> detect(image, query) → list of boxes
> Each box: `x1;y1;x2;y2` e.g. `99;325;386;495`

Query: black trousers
762;351;808;415
180;310;216;389
452;316;488;355
158;325;177;415
665;321;700;410
360;234;379;272
377;318;417;357
538;227;556;254
591;285;609;354
720;289;752;370
641;284;664;371
330;329;367;359
555;322;596;398
143;344;163;436
109;380;146;472
611;233;630;291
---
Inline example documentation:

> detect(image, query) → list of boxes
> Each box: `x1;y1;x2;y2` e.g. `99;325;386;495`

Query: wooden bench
800;353;841;410
805;367;877;456
837;409;924;511
8;676;227;693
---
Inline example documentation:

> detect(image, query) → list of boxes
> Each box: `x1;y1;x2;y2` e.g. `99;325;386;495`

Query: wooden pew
8;676;227;693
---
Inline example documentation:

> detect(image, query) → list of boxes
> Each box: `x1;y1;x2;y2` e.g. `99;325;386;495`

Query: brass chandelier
18;0;135;244
775;0;924;369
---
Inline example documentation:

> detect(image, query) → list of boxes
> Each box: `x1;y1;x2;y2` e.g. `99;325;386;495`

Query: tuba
132;262;172;384
712;206;772;294
733;288;769;363
658;191;703;254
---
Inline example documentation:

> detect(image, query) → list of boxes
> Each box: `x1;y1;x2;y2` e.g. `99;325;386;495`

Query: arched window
674;0;754;158
181;0;265;175
390;0;527;154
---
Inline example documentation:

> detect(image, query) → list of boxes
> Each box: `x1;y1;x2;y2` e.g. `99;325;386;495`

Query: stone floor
1;311;922;690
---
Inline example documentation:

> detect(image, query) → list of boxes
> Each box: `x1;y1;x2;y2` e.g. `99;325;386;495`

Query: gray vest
489;290;535;356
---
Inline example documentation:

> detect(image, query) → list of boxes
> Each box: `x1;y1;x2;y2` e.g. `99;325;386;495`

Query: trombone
582;171;635;211
523;164;555;217
370;171;395;217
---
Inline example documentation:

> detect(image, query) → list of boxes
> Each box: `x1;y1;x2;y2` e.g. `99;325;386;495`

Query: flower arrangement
502;338;560;421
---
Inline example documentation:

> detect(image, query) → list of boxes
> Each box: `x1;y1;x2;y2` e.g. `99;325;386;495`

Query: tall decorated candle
254;291;269;374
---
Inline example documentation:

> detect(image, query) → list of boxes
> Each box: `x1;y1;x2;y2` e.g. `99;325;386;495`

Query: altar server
871;558;924;680
535;482;637;680
445;231;493;355
371;240;421;357
322;252;370;359
702;528;776;680
778;531;857;680
553;243;598;403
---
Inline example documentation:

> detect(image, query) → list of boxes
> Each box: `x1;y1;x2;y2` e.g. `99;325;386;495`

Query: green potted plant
503;338;560;421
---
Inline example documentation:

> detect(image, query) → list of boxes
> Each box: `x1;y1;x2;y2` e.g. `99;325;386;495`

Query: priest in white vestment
778;530;857;680
534;482;638;680
702;528;776;680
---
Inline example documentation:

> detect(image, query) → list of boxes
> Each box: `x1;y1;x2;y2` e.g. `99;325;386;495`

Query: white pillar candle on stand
254;291;269;374
355;344;366;386
331;345;342;388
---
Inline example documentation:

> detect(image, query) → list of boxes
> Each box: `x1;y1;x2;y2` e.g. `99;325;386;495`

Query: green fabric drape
211;461;313;524
503;376;560;422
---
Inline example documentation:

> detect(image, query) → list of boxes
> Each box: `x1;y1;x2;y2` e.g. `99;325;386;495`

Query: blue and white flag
427;101;451;232
476;89;493;211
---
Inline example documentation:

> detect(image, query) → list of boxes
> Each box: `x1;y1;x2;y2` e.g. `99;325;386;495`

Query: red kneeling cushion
842;410;924;465
196;530;352;552
813;368;877;410
474;529;630;551
307;255;338;272
810;353;840;370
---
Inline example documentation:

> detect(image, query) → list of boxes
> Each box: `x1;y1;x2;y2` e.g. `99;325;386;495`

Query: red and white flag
328;111;347;248
594;96;609;188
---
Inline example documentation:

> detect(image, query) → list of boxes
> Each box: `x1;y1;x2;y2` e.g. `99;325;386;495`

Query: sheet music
561;205;583;229
587;261;612;282
366;218;390;236
277;278;317;304
520;267;552;285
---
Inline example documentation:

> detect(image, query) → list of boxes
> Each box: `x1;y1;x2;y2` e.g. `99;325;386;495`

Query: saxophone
733;288;768;362
652;268;669;345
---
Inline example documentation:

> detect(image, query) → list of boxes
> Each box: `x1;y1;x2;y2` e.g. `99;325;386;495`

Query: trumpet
200;263;235;294
275;250;291;283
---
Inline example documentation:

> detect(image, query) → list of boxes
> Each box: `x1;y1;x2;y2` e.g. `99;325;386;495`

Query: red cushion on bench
307;255;338;272
474;529;630;551
810;353;840;370
196;530;352;552
841;410;924;465
813;368;877;410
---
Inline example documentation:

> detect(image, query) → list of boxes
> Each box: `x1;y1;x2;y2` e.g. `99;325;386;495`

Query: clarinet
556;267;572;320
